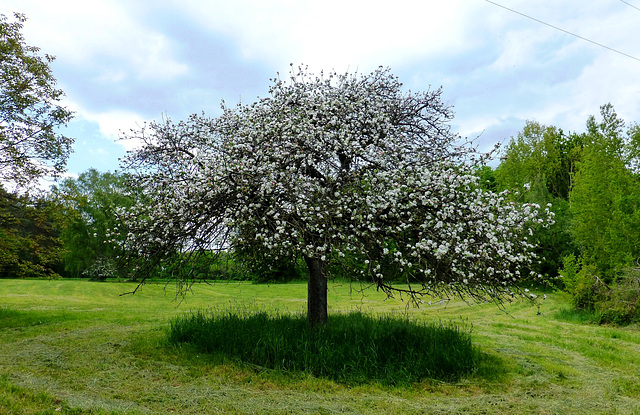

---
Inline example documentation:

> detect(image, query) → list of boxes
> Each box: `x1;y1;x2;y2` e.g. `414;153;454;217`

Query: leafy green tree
0;185;64;278
495;121;578;200
627;123;640;172
473;165;497;192
570;104;640;279
0;13;73;188
53;169;133;279
494;121;578;278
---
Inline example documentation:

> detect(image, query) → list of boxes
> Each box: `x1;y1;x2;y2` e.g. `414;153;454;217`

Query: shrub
559;254;580;293
565;263;609;311
595;268;640;325
561;256;640;325
82;257;118;281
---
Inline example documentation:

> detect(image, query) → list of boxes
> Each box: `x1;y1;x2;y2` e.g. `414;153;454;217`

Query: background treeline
2;104;639;322
0;186;65;278
0;169;307;282
489;104;640;324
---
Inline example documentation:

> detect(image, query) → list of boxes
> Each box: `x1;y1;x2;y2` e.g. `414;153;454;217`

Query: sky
5;0;640;182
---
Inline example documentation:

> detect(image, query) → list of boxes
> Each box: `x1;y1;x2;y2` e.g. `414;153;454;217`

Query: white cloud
5;0;188;82
455;115;502;139
130;34;190;81
177;0;482;71
85;110;147;152
63;98;146;152
557;56;640;130
488;28;550;71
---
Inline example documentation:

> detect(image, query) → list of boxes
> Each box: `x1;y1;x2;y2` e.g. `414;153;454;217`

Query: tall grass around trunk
168;308;476;385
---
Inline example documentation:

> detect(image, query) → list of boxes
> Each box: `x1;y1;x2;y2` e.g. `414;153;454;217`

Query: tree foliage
495;121;578;201
496;104;640;324
0;13;74;188
0;185;64;278
52;169;134;279
120;66;553;324
570;104;640;278
494;121;579;279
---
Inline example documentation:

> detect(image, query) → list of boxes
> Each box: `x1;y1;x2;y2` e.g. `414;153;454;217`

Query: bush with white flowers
119;66;554;324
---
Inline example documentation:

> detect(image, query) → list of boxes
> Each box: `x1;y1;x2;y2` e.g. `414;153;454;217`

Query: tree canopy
0;184;64;278
119;66;553;324
569;104;640;278
0;13;73;188
495;121;576;201
494;120;581;278
52;169;134;280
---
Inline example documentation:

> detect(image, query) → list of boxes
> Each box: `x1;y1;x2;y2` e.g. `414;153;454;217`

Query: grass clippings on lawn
1;279;639;414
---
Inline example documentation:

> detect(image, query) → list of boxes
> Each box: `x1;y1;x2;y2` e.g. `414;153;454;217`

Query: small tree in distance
119;66;554;325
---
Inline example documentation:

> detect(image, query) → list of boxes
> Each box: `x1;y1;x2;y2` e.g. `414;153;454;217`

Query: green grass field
1;278;639;414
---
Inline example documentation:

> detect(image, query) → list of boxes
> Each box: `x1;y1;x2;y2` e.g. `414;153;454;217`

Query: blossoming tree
119;66;553;325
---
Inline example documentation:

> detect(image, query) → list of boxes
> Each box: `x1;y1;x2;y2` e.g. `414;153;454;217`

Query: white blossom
118;66;554;305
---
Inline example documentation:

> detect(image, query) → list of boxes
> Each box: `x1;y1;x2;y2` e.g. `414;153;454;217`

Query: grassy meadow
1;278;640;414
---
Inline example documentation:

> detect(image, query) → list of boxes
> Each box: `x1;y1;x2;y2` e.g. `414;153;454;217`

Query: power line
619;0;640;12
484;0;640;63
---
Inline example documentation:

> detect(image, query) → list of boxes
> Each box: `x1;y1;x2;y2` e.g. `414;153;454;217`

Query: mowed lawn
1;279;640;414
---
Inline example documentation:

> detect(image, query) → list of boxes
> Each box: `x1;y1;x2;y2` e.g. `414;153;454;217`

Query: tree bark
304;256;328;326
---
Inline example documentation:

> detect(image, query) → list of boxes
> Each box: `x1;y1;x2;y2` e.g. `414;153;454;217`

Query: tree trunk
304;256;328;326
